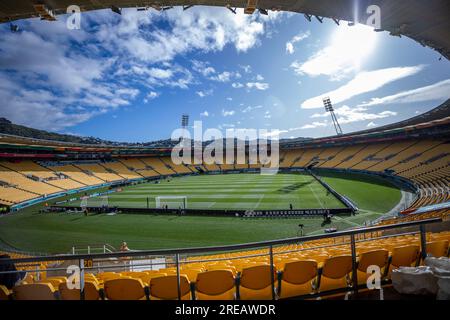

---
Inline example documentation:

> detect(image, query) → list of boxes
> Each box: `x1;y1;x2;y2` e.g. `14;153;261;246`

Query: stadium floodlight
314;15;324;23
258;8;269;15
111;5;122;15
303;14;312;22
322;97;343;135
181;114;189;129
183;5;194;11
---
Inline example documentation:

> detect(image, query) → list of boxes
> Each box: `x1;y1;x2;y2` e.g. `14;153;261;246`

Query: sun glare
330;24;378;72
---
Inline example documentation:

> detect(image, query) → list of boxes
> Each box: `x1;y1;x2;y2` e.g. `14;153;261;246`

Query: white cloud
291;25;377;80
144;91;160;103
196;89;213;98
210;71;233;82
226;97;233;101
301;65;424;109
286;30;310;54
222;109;235;117
192;60;216;76
300;121;329;130
359;79;450;107
0;7;288;131
260;129;288;139
232;82;244;88
367;122;377;127
246;82;269;90
242;105;263;113
200;110;209;117
310;105;397;124
255;74;264;81
240;65;252;73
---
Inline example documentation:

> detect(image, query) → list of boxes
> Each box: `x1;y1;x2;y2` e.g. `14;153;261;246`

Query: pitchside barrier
49;206;354;217
0;218;445;300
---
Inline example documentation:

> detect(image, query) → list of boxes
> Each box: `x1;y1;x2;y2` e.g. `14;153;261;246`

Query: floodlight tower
322;97;343;135
181;114;189;131
180;114;189;145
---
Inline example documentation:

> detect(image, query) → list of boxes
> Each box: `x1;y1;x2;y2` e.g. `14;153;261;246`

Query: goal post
155;196;187;209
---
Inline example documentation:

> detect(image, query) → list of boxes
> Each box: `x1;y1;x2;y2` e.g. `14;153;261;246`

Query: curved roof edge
0;0;449;60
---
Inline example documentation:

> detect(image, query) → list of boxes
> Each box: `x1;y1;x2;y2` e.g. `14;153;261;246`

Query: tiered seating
314;147;344;167
118;158;159;177
291;148;322;167
1;161;56;179
340;143;391;170
6;230;448;300
140;158;175;175
377;210;449;226
0;165;62;196
328;145;367;168
279;150;300;167
100;161;142;179
0;186;37;204
202;162;221;171
367;140;439;172
75;163;122;182
0;139;447;210
50;164;103;186
159;157;192;174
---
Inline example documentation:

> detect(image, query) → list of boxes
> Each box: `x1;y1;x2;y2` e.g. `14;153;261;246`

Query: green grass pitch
70;173;346;210
0;172;402;254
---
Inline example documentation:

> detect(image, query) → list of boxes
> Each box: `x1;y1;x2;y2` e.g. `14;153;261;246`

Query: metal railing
0;217;445;300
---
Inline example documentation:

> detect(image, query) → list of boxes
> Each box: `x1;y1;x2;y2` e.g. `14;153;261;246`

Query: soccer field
0;172;402;254
71;173;345;210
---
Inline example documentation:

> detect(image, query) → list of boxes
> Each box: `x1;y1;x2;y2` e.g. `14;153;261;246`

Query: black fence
48;205;354;217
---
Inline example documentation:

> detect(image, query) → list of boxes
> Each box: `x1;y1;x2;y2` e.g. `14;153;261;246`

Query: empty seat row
3;239;448;301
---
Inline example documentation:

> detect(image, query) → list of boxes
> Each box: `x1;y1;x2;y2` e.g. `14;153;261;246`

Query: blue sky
0;6;449;142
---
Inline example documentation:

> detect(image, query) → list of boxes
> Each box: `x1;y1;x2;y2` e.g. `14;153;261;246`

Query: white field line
253;194;265;209
307;181;324;209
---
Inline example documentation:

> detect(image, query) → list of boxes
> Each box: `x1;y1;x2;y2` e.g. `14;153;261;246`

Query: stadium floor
75;173;345;210
0;172;402;254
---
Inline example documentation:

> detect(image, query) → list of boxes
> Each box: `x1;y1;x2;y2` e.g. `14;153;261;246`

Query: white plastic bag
391;266;438;295
425;257;450;300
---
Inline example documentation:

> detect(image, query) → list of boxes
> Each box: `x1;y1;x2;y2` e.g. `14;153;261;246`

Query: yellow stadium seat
0;285;11;300
38;277;65;288
134;272;167;284
317;255;352;293
150;275;191;300
391;245;420;267
195;270;235;300
388;245;420;275
180;268;203;282
278;260;318;299
104;278;147;300
58;280;101;300
13;283;58;300
238;265;276;300
426;240;449;258
356;250;389;285
96;272;122;281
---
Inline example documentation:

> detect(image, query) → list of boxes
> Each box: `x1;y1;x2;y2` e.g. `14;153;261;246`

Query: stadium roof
1;0;449;60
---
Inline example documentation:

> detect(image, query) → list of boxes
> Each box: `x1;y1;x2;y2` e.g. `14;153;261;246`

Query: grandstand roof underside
1;0;449;60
